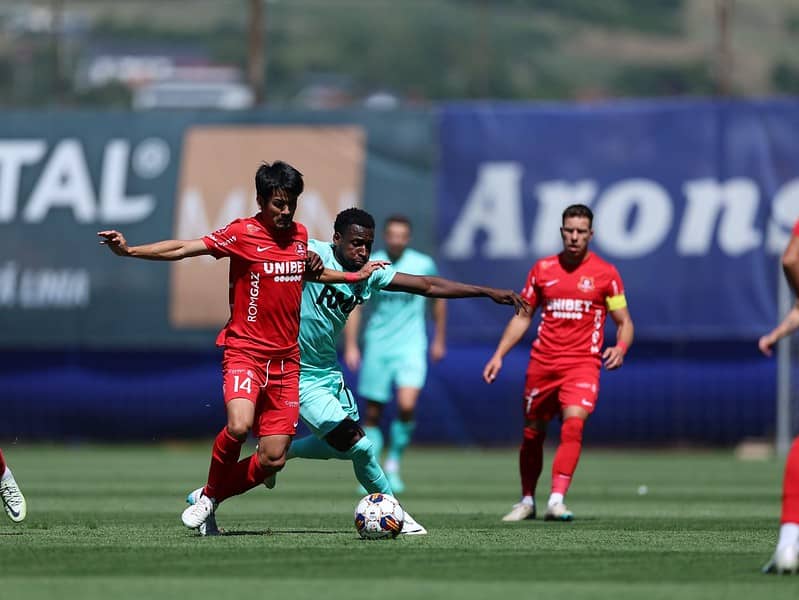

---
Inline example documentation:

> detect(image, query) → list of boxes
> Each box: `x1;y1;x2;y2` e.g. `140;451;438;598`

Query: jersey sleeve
369;264;398;290
792;219;799;237
604;265;627;311
202;220;245;260
520;264;539;308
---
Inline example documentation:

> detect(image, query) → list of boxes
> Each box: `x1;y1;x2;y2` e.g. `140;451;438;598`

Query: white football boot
502;502;536;522
400;510;427;535
185;487;221;536
544;502;574;521
182;487;217;533
763;544;799;574
0;470;26;523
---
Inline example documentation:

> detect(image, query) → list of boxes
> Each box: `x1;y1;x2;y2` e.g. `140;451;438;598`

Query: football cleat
0;471;26;523
502;502;536;522
400;510;427;535
181;488;216;530
763;544;799;574
544;502;574;521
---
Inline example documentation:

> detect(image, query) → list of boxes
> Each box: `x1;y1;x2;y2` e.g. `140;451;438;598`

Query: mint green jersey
362;248;438;353
299;239;396;372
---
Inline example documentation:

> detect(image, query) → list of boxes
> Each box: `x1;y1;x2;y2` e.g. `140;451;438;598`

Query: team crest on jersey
295;242;306;256
577;276;594;292
246;223;261;234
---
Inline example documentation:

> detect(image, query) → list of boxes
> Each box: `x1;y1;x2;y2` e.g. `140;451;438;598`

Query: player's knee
523;426;546;444
256;446;287;471
226;421;250;441
325;418;365;453
560;417;584;444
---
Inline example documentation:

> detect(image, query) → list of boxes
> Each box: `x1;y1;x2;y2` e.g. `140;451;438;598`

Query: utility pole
248;0;266;105
715;0;733;96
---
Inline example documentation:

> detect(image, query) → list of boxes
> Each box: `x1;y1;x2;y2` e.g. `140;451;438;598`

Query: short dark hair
384;214;412;231
334;208;375;235
562;204;593;227
255;161;304;199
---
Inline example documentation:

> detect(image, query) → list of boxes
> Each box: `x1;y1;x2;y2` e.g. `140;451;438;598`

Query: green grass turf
0;444;796;599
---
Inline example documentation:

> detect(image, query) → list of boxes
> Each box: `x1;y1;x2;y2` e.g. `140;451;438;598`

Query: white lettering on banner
0;141;46;221
440;161;799;260
442;162;526;259
0;138;165;224
678;179;761;256
0;262;91;308
593;179;673;258
176;188;247;263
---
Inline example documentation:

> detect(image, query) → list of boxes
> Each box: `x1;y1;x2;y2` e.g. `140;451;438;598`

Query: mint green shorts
357;345;427;403
299;369;359;438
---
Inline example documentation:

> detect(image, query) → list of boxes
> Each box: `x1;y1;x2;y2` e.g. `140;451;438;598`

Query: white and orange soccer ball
354;493;404;539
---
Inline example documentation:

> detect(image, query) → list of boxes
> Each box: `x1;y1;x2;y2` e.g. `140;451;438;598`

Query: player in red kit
483;204;634;522
759;218;799;574
0;448;26;522
99;161;386;535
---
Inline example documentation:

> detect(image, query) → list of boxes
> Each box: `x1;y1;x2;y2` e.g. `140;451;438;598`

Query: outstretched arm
384;272;528;314
603;306;634;370
760;301;799;357
304;260;391;285
482;311;534;383
98;230;210;260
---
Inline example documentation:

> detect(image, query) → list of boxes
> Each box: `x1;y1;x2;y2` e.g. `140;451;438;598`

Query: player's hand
353;260;392;281
305;251;324;277
759;333;779;357
344;345;361;371
97;230;131;256
486;289;530;315
483;355;502;384
602;346;625;370
430;337;446;363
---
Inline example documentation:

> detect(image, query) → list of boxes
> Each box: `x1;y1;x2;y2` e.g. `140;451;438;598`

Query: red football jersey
793;218;799;237
202;215;308;357
520;252;627;366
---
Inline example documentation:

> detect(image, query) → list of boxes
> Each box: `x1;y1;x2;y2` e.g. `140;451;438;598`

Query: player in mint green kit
285;208;528;534
344;216;446;493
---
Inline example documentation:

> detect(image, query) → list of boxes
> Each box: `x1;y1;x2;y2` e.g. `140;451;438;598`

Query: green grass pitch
0;444;796;599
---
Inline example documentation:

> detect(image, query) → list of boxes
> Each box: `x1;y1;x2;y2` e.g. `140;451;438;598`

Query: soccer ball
354;493;404;539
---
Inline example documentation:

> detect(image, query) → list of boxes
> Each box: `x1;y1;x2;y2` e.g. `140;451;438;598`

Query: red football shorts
522;358;601;422
221;349;300;437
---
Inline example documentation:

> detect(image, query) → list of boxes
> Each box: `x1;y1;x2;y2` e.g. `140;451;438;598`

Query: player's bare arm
782;235;799;297
603;306;634;370
98;230;211;260
430;298;447;363
384;272;529;314
343;306;362;371
759;301;799;357
483;311;535;384
760;234;799;356
306;260;391;285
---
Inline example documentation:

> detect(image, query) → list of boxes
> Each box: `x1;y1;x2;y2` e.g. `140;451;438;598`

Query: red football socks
0;448;5;475
215;453;271;503
520;426;545;497
551;417;584;496
203;428;244;500
782;437;799;524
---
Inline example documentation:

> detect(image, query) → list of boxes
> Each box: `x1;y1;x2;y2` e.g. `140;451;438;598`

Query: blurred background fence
1;0;799;446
